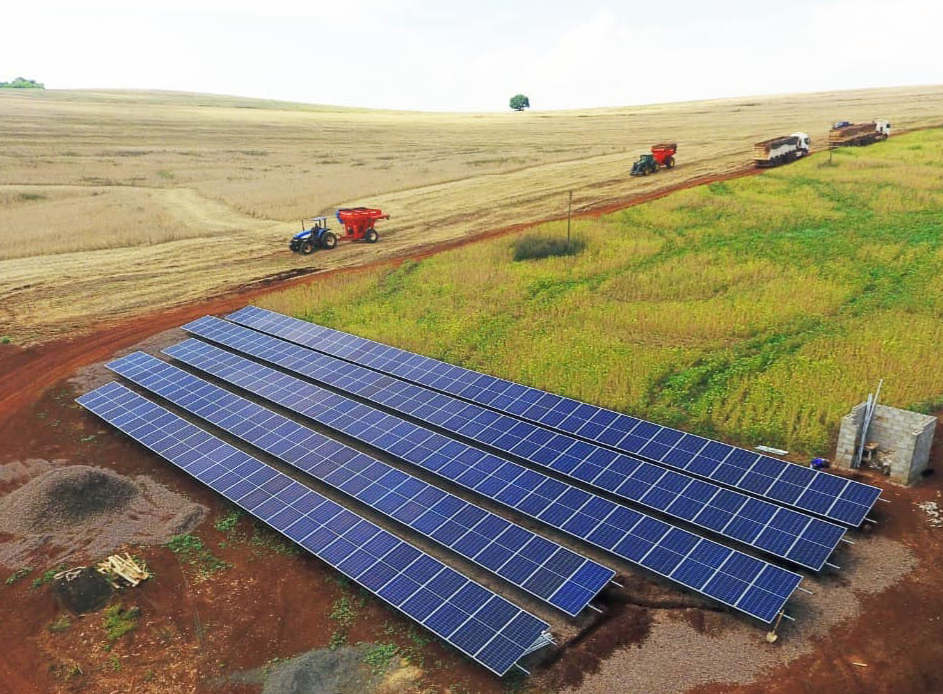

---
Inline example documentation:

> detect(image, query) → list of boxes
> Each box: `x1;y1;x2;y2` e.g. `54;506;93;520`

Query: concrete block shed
835;402;938;485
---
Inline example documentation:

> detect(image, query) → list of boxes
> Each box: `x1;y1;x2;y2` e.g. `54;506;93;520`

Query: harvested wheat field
3;84;943;694
2;85;943;343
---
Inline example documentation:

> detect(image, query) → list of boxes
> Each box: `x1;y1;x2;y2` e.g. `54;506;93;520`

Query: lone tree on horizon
509;94;530;112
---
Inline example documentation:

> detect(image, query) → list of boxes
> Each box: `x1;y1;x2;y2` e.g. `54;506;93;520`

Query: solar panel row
165;336;802;623
106;352;613;617
227;306;881;527
182;317;842;572
76;382;550;676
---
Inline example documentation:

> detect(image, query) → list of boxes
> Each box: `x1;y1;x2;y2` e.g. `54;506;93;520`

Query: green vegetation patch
48;615;71;633
5;567;32;585
0;77;43;89
512;234;586;261
214;509;242;533
31;565;66;589
102;604;140;641
167;534;230;576
379;621;432;667
328;630;348;650
213;506;299;556
363;642;399;676
258;129;943;456
329;596;359;628
247;522;300;556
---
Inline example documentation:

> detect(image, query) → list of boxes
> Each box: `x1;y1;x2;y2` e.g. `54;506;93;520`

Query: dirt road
3;85;942;344
0;161;772;443
3;134;943;693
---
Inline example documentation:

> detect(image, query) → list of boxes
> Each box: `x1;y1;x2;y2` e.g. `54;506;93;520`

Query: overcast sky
4;0;941;111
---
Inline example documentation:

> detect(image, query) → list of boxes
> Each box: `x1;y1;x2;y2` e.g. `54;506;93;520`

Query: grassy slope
260;129;943;456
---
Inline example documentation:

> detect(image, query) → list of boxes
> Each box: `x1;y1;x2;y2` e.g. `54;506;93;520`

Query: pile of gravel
256;644;420;694
262;645;379;694
0;464;206;566
1;466;138;533
227;644;421;694
551;534;918;694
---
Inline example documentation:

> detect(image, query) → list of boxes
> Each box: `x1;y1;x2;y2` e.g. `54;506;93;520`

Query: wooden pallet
96;553;151;587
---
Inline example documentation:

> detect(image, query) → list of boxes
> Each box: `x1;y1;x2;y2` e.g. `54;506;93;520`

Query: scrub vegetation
260;129;943;455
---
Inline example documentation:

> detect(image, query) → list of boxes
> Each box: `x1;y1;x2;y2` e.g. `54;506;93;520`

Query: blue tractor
289;216;337;254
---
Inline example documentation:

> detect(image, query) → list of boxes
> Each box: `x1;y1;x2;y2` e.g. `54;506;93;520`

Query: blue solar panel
181;317;843;572
164;336;800;624
76;382;549;676
105;352;612;618
228;306;881;527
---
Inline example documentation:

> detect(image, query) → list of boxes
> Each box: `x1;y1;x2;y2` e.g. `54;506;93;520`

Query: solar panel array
182;317;843;572
167;334;802;623
76;382;550;676
106;351;613;617
228;306;881;527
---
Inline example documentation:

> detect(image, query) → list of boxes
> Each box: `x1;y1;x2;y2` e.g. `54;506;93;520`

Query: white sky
4;0;942;111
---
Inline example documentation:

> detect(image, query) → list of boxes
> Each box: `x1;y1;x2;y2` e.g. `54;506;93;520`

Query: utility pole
567;190;572;247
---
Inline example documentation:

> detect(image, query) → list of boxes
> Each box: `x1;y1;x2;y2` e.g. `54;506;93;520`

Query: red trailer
290;207;391;254
335;207;390;244
631;143;677;175
650;143;677;168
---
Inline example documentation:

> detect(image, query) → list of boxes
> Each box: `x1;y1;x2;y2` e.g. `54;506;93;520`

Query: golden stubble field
1;85;942;342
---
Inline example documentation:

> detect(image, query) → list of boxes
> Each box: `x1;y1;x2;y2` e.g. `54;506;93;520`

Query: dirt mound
1;466;138;533
0;463;206;567
253;644;420;694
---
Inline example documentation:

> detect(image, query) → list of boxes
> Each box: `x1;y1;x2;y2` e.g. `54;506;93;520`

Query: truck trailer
828;120;891;147
753;133;811;168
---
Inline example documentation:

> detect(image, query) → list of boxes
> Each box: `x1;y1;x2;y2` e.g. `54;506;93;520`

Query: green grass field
260;129;943;456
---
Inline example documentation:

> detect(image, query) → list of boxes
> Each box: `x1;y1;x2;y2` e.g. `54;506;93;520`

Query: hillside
257;129;943;457
1;85;942;342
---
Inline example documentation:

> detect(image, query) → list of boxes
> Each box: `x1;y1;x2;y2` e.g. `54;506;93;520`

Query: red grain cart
631;143;677;175
335;207;391;244
651;143;677;168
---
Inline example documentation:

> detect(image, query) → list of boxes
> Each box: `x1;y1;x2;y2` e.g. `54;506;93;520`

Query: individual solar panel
76;382;550;676
181;317;842;572
228;306;881;527
105;352;612;617
171;331;802;623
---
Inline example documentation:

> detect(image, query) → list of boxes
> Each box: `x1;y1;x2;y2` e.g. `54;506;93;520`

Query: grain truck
828;120;891;147
753;133;811;168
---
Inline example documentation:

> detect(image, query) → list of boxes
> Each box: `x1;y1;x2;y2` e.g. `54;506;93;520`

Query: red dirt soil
0;165;763;441
0;386;502;694
2;163;943;694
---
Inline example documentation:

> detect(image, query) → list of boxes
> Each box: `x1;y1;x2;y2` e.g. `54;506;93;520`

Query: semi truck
753;133;810;168
828;120;891;147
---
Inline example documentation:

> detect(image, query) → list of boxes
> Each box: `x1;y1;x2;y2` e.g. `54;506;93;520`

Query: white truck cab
791;132;811;155
874;120;892;137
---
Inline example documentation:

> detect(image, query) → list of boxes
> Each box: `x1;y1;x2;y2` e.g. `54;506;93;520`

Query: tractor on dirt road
631;143;677;176
289;207;390;255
